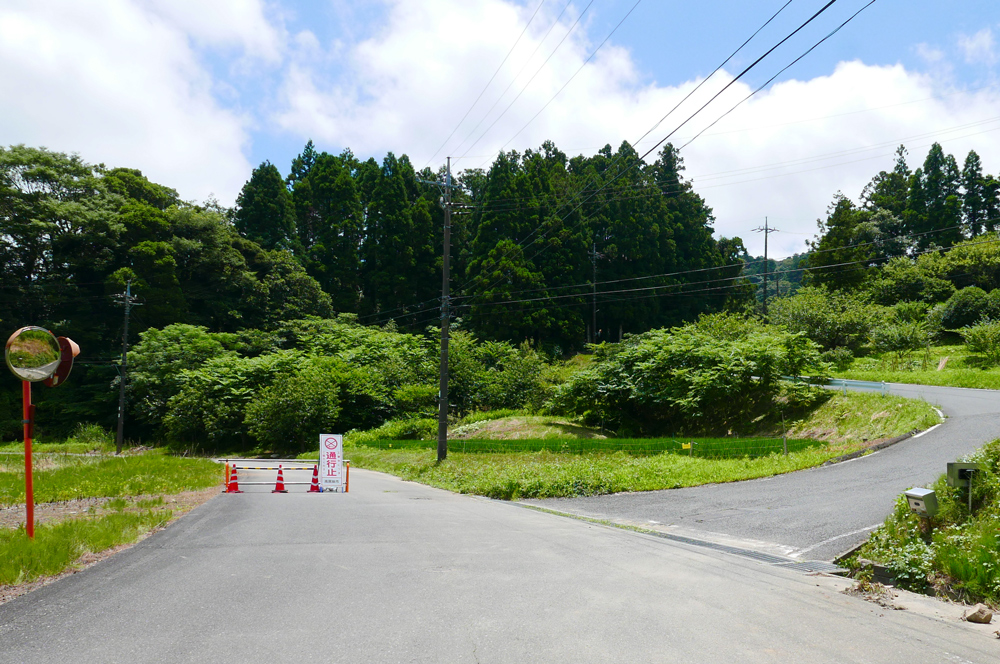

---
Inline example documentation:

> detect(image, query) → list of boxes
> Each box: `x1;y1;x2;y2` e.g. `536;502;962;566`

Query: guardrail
781;375;887;396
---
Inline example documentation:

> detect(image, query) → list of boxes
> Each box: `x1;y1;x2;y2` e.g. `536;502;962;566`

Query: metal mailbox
946;462;983;488
903;487;938;517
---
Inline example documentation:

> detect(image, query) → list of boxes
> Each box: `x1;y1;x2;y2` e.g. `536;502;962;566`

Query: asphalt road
1;469;997;663
527;383;1000;561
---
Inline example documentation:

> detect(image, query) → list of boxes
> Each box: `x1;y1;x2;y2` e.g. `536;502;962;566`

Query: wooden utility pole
753;219;778;320
437;158;452;461
113;282;140;454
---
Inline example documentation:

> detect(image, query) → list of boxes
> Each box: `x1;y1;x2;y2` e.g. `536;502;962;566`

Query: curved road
527;383;1000;561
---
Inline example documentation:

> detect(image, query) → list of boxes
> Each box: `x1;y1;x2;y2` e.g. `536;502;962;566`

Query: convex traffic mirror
5;327;61;382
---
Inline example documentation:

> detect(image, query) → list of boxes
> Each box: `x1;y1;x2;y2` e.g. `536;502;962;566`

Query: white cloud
915;42;946;64
958;27;997;66
145;0;285;63
0;0;253;204
275;0;1000;258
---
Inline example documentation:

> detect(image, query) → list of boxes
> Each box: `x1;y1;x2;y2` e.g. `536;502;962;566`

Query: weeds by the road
849;439;1000;606
0;508;172;585
340;445;865;500
308;391;940;500
782;393;942;444
0;451;221;506
836;344;1000;390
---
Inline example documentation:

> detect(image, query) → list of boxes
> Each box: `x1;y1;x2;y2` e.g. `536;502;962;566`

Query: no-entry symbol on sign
319;434;344;492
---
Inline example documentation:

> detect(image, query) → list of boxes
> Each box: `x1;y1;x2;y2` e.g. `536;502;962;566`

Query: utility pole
112;282;141;455
420;159;460;462
753;218;778;320
589;243;601;344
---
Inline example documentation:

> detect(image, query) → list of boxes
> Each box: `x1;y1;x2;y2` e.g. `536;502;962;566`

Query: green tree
245;356;342;453
291;150;364;312
233;161;296;251
360;153;439;322
963;150;988;237
769;286;882;352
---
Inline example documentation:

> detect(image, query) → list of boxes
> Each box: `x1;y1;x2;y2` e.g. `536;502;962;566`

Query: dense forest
4;138;1000;446
0;141;744;439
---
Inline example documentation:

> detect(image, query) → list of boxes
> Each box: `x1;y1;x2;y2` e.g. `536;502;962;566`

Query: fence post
781;412;788;456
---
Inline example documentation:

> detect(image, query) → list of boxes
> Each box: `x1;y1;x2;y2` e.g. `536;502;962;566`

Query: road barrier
782;375;887;396
222;460;350;493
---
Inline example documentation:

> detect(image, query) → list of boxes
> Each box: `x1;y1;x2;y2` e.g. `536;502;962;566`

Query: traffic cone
307;464;321;493
272;464;288;493
226;466;243;493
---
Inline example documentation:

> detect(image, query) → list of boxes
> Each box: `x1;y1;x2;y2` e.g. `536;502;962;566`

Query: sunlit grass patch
0;454;222;507
0;510;172;586
343;446;853;500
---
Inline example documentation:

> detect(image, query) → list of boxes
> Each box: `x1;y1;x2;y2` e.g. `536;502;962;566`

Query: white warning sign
319;434;345;492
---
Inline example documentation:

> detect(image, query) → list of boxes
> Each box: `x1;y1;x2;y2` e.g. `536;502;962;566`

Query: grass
0;451;222;506
338;446;861;500
343;435;820;457
836;344;1000;390
0;509;173;586
0;427;222;593
300;391;941;500
782;392;942;444
848;439;1000;605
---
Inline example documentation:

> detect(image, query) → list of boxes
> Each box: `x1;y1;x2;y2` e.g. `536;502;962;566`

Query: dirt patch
0;487;220;606
450;416;607;440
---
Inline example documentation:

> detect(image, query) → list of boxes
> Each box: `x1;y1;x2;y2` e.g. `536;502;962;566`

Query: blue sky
3;0;1000;257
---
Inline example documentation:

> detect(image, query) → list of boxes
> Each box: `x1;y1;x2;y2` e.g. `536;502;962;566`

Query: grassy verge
1;428;223;596
0;507;173;586
344;436;821;457
782;392;942;444
0;450;222;506
847;439;1000;606
334;445;865;500
304;392;940;500
836;344;1000;390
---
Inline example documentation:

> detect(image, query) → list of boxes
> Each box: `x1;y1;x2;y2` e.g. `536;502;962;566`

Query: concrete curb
820;430;918;467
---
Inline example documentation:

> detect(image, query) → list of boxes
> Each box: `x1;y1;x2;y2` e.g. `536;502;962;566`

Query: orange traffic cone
272;464;288;493
307;464;321;493
226;466;243;493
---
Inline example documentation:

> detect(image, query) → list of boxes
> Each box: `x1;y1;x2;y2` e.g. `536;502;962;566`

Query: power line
455;0;596;162
485;0;647;166
423;0;549;169
456;0;846;299
446;0;577;163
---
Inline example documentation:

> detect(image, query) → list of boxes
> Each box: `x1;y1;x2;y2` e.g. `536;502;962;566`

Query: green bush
821;347;854;372
939;286;992;330
448;332;547;415
244;357;343;453
769;286;882;352
869;321;929;370
959;319;1000;366
549;323;826;436
348;418;437;445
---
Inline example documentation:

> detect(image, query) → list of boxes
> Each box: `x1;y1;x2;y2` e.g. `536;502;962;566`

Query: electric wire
454;0;845;299
455;0;596;163
423;0;548;168
447;0;578;162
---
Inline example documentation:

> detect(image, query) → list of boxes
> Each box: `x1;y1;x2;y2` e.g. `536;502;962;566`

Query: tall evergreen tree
233;161;296;252
962;149;988;237
861;145;910;216
359;153;437;320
